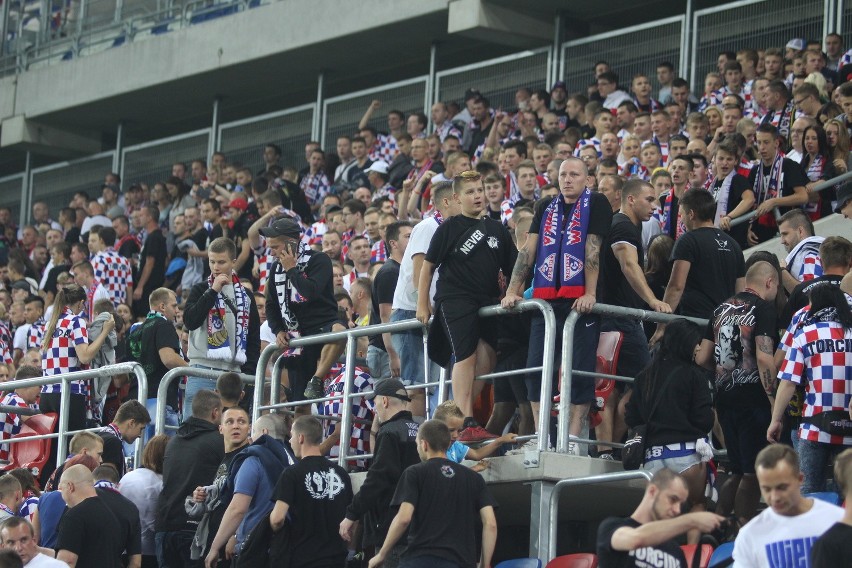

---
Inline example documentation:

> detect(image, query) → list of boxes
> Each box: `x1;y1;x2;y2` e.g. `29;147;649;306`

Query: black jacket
266;254;339;335
156;417;225;532
345;410;420;547
626;359;715;447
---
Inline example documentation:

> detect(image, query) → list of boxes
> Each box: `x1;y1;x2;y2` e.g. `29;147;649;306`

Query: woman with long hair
824;117;851;179
801;123;838;219
166;176;196;231
40;285;115;483
120;434;169;568
626;319;715;543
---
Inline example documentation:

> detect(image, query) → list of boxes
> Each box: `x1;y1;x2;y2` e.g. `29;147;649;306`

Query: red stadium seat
589;331;623;428
1;412;58;479
681;544;713;568
545;553;598;568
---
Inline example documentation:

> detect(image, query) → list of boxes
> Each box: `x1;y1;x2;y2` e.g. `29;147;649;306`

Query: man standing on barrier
502;156;613;452
261;217;346;413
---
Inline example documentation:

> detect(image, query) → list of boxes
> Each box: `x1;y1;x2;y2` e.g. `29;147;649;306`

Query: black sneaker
303;376;324;399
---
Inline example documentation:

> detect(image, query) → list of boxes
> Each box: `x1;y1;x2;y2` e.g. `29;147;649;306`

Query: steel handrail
557;303;708;453
729;168;852;227
0;362;147;467
547;470;653;560
154;366;254;435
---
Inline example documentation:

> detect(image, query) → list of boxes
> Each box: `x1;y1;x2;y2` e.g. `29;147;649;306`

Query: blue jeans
798;438;845;494
367;345;391;379
390;309;442;416
182;371;218;422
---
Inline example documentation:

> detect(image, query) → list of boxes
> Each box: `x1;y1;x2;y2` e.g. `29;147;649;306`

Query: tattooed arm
572;234;601;314
756;335;778;396
501;233;539;308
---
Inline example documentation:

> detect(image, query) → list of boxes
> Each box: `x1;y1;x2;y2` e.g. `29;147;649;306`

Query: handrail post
437;366;447;405
337;335;357;467
537;301;556;452
270;353;285;411
557;310;581;453
131;363;148;467
155;368;180;436
254;344;279;424
56;384;71;467
421;325;430;416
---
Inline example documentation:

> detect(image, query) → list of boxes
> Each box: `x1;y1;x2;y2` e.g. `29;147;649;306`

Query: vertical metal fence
121;128;211;188
29;151;115;217
839;0;852;41
0;174;24;222
321;76;428;150
218;104;316;172
561;17;685;97
435;48;551;113
691;0;826;88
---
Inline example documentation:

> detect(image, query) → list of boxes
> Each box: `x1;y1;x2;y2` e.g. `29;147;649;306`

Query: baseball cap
259;218;302;239
367;378;411;402
464;88;481;102
10;280;31;292
835;185;852;214
228;197;249;211
786;38;805;52
551;81;567;92
365;160;389;175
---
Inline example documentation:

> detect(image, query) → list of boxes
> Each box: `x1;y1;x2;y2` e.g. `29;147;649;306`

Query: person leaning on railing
38;284;115;487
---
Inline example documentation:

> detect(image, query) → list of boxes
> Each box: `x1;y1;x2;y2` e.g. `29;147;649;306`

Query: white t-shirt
80;215;113;236
392;216;440;311
13;324;31;352
733;498;844;567
119;467;163;557
27;552;70;567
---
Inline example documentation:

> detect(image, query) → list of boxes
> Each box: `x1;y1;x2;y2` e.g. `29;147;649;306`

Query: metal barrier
253;299;556;465
29;151;115;217
690;0;826;88
730;168;852;227
121;128;212;189
153;366;255;435
557;303;709;454
547;470;653;561
0;174;25;224
0;362;147;467
561;17;685;96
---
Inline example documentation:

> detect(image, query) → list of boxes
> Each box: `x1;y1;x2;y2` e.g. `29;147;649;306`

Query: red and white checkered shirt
91;248;133;306
779;315;852;445
304;221;328;247
0;321;12;366
369;134;399;163
371;240;387;264
574;137;601;157
318;364;374;470
26;318;46;350
433;121;462;143
41;307;89;394
251;235;273;295
0;392;31;461
300;171;330;206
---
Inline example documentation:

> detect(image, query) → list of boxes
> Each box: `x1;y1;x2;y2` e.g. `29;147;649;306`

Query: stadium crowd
0;31;848;568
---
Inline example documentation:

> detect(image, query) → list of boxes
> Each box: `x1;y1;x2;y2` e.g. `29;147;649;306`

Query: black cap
835;185;852;214
10;280;31;292
259;218;302;239
367;378;411;402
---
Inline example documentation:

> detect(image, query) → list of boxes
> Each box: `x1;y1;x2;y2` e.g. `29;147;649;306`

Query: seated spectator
433;401;517;470
0;365;41;463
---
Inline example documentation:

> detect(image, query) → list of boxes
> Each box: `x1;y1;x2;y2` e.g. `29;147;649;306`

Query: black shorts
428;297;498;367
493;345;528;404
718;403;771;475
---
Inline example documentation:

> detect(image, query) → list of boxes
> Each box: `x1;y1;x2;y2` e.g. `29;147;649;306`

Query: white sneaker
568;435;580;456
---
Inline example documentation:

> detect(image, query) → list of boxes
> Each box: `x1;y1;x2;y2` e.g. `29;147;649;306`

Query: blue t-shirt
233;457;276;548
446;440;469;463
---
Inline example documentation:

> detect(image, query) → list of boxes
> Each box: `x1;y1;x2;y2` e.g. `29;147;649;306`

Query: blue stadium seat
496;559;542;568
708;542;734;567
804;492;841;505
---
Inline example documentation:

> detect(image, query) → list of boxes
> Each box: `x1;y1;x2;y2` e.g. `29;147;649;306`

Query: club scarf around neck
753;152;784;226
272;241;313;332
533;189;592;300
711;170;736;227
205;271;249;365
662;189;687;239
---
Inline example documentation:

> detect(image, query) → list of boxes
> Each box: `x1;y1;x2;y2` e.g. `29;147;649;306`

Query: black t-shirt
601;213;645;309
56;495;125;567
671;227;745;319
596;517;687;568
811;522;852;568
705;291;777;408
391;458;496;568
272;455;353;568
425;215;517;302
117;237;140;260
97;429;127;477
64;226;81;245
369;259;400;351
710;173;751;248
747;158;808;213
782;274;844;327
139;229;167;292
96;487;142;557
127;316;182;409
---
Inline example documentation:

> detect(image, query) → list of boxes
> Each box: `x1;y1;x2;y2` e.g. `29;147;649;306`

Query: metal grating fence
321;77;427;150
562;18;684;97
0;175;24;223
840;0;852;44
219;105;315;172
692;0;825;87
29;152;115;220
436;49;550;112
121;129;211;188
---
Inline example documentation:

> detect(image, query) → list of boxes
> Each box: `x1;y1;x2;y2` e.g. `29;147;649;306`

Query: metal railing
730;168;852;227
547;470;653;561
153;366;255;435
557;303;709;454
254;299;556;466
0;362;147;467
